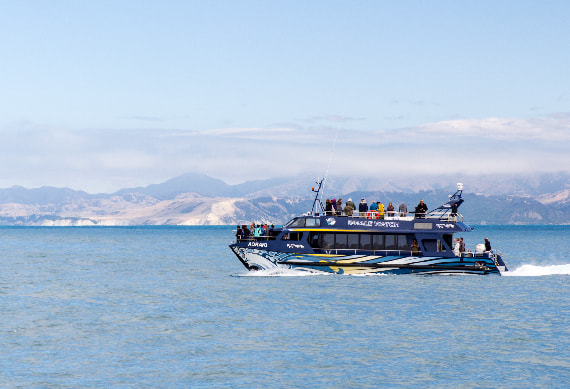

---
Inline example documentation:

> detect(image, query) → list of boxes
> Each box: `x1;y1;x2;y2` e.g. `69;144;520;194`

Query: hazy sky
1;1;569;192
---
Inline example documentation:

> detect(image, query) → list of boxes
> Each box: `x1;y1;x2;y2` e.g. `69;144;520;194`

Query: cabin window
309;232;415;252
321;233;335;249
348;234;359;249
385;235;398;250
360;234;372;250
335;233;348;249
308;232;320;248
282;232;303;241
305;218;321;227
372;235;384;250
287;218;305;228
398;235;410;250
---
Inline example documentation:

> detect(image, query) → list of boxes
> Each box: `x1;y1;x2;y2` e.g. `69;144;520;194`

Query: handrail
321;212;463;222
313;248;421;256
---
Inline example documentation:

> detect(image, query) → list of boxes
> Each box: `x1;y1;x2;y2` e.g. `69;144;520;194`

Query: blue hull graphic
230;247;504;275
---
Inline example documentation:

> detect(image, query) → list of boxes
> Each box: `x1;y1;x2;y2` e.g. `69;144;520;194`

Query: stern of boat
491;250;509;275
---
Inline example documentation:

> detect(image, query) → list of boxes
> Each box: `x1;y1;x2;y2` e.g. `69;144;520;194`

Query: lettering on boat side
348;220;400;228
287;243;305;249
248;242;268;248
436;223;455;229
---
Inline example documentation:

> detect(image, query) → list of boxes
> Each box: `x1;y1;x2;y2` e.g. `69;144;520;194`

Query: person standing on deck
378;201;385;219
415;199;428;218
484;238;492;251
359;198;368;217
346;198;356;212
399;202;407;217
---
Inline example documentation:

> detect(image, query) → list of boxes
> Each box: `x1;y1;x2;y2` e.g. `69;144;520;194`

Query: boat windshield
284;217;321;228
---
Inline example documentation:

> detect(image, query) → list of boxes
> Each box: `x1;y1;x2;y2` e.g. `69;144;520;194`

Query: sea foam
503;263;570;277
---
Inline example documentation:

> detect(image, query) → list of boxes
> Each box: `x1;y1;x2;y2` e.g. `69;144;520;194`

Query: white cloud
1;113;568;192
400;113;570;141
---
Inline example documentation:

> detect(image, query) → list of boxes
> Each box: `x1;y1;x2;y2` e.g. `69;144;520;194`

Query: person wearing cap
346;198;356;212
358;198;368;218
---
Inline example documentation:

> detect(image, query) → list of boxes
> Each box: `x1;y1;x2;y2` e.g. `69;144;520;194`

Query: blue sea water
1;225;568;388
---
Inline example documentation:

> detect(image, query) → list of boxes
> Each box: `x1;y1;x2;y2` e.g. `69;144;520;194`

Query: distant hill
0;172;568;225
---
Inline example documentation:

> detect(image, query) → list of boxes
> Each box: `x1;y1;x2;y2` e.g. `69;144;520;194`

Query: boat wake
234;268;327;277
503;264;570;277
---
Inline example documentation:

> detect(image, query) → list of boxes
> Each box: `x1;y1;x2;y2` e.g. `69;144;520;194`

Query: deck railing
314;211;463;222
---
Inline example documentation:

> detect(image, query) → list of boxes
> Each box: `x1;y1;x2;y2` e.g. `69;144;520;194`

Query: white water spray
503;263;570;277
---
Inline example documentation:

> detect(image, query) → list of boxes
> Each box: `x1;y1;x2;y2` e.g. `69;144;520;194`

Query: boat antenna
311;178;325;215
320;123;341;199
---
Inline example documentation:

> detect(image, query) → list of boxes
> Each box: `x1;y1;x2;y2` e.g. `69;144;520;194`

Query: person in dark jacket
325;199;333;216
358;198;368;218
415;199;428;218
484;238;492;251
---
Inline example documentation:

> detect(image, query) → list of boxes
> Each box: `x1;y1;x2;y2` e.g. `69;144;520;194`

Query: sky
1;0;569;193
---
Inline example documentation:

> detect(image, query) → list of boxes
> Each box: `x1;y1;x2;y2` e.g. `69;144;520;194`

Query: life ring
367;210;379;219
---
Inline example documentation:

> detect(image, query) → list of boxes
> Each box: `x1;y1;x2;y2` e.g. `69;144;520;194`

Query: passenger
378;201;385;219
325;199;333;216
359;198;368;217
399;202;408;217
331;199;338;215
453;238;461;256
242;225;251;240
451;202;458;222
370;201;378;212
460;237;465;253
386;202;395;217
254;224;262;238
415;199;428;219
236;225;242;241
484;237;492;252
346;198;356;212
411;239;420;254
336;198;343;215
343;201;354;216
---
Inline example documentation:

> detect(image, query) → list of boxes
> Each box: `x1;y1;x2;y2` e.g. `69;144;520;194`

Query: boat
229;181;509;275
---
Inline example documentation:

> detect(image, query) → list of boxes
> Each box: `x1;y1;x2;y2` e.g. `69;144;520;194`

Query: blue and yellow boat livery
230;181;509;275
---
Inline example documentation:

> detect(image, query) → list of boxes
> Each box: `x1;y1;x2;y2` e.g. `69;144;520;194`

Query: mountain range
0;172;568;226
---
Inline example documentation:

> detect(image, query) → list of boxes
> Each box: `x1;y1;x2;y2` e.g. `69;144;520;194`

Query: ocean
1;225;568;388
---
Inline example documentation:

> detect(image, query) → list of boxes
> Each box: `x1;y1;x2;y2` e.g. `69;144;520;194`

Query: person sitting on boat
399;202;407;217
386;202;395;217
359;198;368;217
378;201;385;219
415;199;428;218
484;238;492;251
